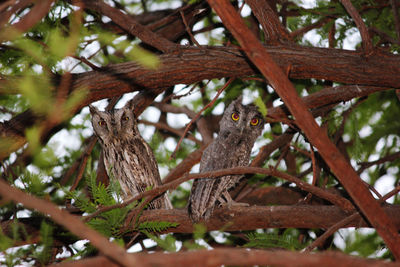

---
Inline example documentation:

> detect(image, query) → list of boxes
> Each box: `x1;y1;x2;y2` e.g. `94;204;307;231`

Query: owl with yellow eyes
188;96;264;222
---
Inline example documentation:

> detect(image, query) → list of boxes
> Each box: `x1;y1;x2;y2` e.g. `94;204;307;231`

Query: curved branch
84;166;353;221
136;205;400;233
0;0;55;42
52;248;398;267
82;0;178;53
1;45;398;160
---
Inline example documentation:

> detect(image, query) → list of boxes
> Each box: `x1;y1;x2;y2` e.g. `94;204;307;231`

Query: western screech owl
90;102;172;209
188;96;264;222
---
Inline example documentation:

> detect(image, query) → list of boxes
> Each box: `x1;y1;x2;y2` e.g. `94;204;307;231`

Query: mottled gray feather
90;102;172;209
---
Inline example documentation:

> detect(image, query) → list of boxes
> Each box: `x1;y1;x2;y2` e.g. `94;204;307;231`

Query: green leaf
36;221;53;264
0;228;13;251
18;75;53;115
25;126;42;155
48;28;70;59
244;231;304;250
254;96;268;117
62;88;88;120
193;223;207;240
144;233;177;252
127;45;160;69
138;221;179;233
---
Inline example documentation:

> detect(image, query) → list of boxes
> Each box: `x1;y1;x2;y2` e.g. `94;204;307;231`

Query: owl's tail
188;178;219;222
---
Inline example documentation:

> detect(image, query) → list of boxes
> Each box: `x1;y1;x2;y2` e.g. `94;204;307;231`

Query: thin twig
170;77;234;158
304;185;400;252
70;137;97;191
180;10;200;46
139;119;202;145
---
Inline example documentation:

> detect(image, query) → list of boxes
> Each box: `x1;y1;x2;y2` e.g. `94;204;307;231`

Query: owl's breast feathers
102;136;171;209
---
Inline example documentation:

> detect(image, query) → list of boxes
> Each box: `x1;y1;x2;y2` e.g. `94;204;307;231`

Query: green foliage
244;230;305;250
64;165;133;238
0;228;13;251
254;96;268;117
18;170;49;198
34;221;54;265
344;230;388;258
138;221;179;233
144;233;177;252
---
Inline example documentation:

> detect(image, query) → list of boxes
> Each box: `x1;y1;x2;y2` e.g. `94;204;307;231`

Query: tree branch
84;166;354;222
391;0;400;40
1;45;398;160
340;0;373;54
51;248;398;267
136;205;400;233
0;0;55;42
245;0;290;43
81;0;178;53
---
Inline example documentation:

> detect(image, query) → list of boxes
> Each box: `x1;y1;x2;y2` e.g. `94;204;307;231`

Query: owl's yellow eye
122;116;129;121
231;112;239;121
250;117;259;126
98;120;106;126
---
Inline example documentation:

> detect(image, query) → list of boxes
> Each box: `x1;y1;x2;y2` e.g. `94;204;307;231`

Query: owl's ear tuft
123;100;137;118
89;105;98;115
235;95;243;104
123;99;135;112
232;95;243;109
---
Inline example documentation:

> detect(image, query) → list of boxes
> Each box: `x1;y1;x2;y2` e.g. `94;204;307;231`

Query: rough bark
51;249;399;267
135;205;400;233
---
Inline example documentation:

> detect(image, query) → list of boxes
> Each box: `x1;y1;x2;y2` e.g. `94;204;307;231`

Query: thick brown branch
1;45;398;160
52;249;398;267
136;205;400;233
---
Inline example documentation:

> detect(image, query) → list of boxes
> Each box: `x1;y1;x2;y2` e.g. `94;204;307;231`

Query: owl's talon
220;191;249;209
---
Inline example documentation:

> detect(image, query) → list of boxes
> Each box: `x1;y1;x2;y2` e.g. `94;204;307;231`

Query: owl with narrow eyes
188;96;264;222
90;101;172;209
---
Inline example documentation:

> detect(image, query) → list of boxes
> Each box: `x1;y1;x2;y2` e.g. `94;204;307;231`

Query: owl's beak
111;122;118;136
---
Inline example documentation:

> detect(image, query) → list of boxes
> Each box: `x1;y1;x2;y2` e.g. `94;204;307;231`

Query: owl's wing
126;137;172;209
188;141;237;221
